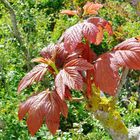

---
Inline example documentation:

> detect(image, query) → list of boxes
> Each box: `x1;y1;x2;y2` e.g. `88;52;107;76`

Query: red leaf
83;2;103;15
18;64;48;92
64;86;72;100
55;73;72;100
112;38;140;70
40;44;57;59
56;68;83;96
75;43;97;62
41;43;68;68
64;58;94;71
18;90;68;135
64;21;99;52
55;70;65;100
31;57;50;64
95;25;104;45
87;17;113;35
64;23;83;52
82;21;99;43
60;10;78;16
93;53;120;95
62;68;83;90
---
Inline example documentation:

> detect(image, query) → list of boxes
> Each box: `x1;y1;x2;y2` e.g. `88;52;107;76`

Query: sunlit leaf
18;90;68;135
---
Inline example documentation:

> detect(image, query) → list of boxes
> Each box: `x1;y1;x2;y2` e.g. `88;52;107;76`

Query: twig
57;33;65;44
1;0;22;45
70;97;85;102
115;67;129;98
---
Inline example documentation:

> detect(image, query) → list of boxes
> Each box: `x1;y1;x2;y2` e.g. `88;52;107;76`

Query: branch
115;67;129;98
128;126;140;140
1;0;22;44
70;97;85;102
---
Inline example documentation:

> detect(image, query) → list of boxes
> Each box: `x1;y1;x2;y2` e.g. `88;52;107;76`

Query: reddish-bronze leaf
55;73;72;100
87;17;113;35
41;43;68;69
55;70;65;100
95;25;104;45
40;44;57;59
31;57;50;64
18;64;48;92
64;86;72;100
18;90;68;135
64;58;94;71
64;21;99;52
93;53;120;95
113;38;140;70
77;43;97;62
82;21;99;43
55;68;83;98
60;10;78;16
83;2;103;15
62;68;83;90
64;23;83;52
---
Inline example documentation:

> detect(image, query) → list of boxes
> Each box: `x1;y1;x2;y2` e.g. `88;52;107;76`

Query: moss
86;84;128;135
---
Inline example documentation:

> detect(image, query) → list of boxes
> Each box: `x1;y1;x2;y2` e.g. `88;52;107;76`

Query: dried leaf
60;10;78;16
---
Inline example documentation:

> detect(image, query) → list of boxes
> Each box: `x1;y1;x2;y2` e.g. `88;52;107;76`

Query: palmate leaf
93;38;140;95
18;90;68;135
55;58;94;99
18;64;48;92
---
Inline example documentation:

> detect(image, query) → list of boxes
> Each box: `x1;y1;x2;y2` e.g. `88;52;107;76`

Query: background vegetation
0;0;140;139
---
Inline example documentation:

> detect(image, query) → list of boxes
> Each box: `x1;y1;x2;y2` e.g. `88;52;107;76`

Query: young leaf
18;90;68;135
40;44;57;59
75;43;97;62
18;64;48;92
83;2;103;15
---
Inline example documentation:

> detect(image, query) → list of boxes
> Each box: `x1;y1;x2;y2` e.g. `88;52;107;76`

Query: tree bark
87;68;140;140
